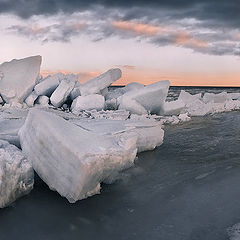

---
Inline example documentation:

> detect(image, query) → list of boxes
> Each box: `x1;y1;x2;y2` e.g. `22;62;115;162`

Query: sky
0;0;240;86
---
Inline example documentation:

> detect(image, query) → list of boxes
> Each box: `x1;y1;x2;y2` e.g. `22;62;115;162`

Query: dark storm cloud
1;0;240;28
3;0;240;56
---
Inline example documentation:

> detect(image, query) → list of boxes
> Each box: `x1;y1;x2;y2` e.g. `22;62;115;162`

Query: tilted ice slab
0;56;42;103
80;68;122;96
34;73;65;96
0;140;34;208
19;109;137;203
119;80;170;115
71;94;105;114
50;77;76;108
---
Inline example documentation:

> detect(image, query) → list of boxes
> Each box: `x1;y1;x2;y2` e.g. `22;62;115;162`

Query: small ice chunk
227;222;240;240
105;98;118;110
178;90;202;105
0;140;34;208
71;94;105;114
0;56;42;103
50;78;76;108
178;113;191;122
18;109;137;202
34;73;65;96
80;69;122;96
35;95;49;106
25;91;38;107
161;99;185;116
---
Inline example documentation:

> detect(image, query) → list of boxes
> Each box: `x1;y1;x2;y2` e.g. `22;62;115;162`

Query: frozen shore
0;55;240;207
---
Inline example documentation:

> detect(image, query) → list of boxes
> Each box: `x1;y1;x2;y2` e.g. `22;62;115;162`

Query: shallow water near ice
1;87;240;240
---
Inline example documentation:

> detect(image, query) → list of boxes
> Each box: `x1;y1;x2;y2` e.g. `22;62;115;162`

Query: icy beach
1;56;240;239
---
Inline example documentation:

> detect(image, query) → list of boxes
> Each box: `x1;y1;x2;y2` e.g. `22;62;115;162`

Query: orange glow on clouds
112;20;207;50
175;31;207;48
112;21;165;36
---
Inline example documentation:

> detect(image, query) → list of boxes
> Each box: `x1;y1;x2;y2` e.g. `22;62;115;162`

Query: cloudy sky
0;0;240;86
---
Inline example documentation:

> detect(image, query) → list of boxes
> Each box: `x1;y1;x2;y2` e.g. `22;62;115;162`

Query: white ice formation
1;55;240;206
80;68;121;96
0;140;34;208
19;109;137;203
0;56;41;103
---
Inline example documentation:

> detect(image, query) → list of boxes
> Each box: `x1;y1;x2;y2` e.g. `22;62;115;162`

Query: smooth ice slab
80;69;122;96
19;109;137;203
71;94;105;114
0;56;42;103
50;77;76;108
34;73;64;96
0;140;34;208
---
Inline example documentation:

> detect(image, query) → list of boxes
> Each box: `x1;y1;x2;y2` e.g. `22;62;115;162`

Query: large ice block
19;109;137;203
34;73;64;96
50;78;76;108
0;56;42;103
